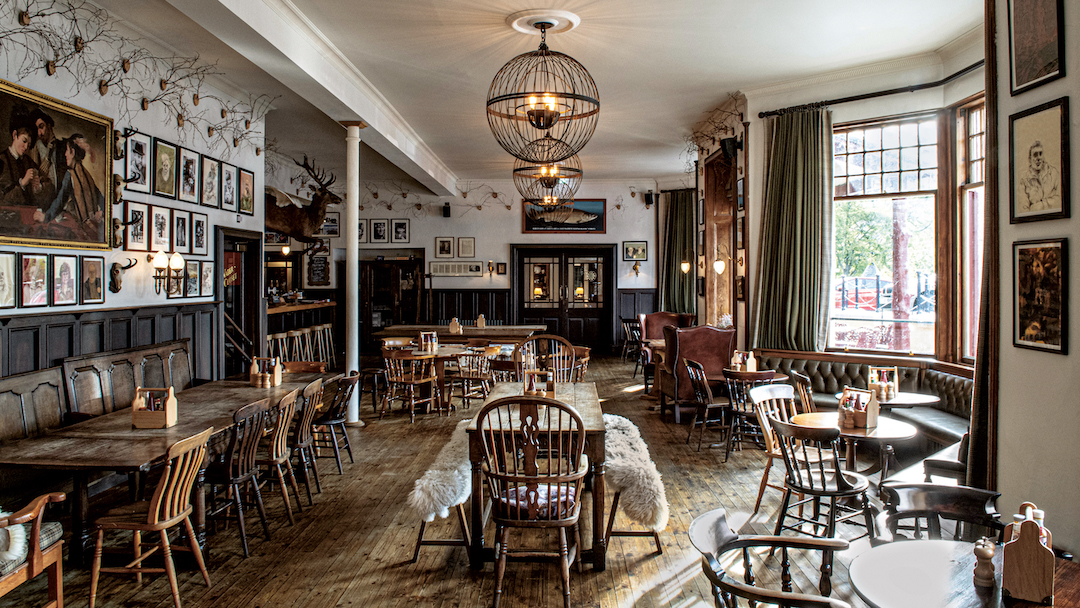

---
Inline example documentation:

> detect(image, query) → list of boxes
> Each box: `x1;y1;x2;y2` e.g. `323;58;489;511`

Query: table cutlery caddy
249;357;282;387
131;386;177;428
1003;501;1055;604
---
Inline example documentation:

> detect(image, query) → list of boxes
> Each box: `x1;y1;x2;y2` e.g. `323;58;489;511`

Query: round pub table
791;412;917;480
834;390;940;410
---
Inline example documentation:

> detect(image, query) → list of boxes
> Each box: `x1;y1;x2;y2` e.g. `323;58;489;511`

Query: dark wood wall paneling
616;289;659;344
0;303;219;381
431;289;512;324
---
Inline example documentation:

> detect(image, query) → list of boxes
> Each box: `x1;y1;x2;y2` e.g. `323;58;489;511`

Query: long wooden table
0;371;333;563
465;382;608;571
376;324;546;344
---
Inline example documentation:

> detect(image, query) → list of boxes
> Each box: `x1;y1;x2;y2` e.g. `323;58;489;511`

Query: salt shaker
973;537;996;587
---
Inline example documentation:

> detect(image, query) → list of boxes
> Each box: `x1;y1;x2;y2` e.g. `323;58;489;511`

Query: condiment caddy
729;350;756;372
1002;501;1055;605
523;369;555;398
837;386;878;428
249;357;282;388
131;386;178;428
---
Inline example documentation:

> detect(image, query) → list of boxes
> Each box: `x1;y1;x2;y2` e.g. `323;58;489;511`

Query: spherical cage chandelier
486;21;599;163
513;137;583;207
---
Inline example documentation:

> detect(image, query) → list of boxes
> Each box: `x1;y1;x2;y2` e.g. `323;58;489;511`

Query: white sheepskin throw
407;419;472;522
603;414;669;531
0;510;27;562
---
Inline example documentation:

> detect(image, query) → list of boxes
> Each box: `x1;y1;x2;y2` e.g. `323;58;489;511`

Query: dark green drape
661;189;696;314
753;109;832;351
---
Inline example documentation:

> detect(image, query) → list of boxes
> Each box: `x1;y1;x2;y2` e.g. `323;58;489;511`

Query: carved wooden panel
0;368;67;440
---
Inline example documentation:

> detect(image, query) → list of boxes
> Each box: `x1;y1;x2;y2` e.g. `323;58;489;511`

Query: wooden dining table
410;345;470;413
465;381;609;571
0;371;335;563
791;411;918;480
376;324;546;344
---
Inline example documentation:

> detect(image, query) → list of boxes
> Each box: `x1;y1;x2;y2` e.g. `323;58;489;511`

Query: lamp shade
681;260;691;274
152;250;169;269
512;136;582;207
169;252;185;270
713;259;726;275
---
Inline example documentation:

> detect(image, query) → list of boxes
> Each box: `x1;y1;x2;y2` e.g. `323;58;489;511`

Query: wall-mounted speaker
443;202;451;218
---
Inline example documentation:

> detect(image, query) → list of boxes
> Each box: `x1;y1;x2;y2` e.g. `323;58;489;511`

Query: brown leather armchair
657;325;736;423
638;311;695;393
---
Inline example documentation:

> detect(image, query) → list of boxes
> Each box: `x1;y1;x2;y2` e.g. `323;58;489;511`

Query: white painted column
344;123;362;423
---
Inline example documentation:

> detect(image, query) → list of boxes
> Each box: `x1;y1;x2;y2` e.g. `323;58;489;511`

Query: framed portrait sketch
1008;0;1065;95
185;260;200;297
357;219;368;244
200;261;214;297
457;237;475;258
737;178;745;211
522;199;605;234
51;254;77;306
18;253;48;307
496;262;507;275
201;156;220;208
124;201;149;252
150;206;171;252
314;212;339;237
172;209;190;255
435;236;454;258
125;131;151;194
0;252;14;308
152;138;178;199
178;147;200;204
0;77;112;250
391;219;410;243
622;241;647;261
370;219;388;244
1009;97;1069;223
80;255;104;305
736;216;745;250
1014;238;1068;354
220;163;237;212
191;212;208;256
265;230;289;245
238;168;254;215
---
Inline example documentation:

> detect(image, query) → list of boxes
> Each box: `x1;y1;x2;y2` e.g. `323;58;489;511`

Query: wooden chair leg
410;521;427;564
338;422;354;464
90;530;104;608
47;547;63;608
274;464;296;525
558;526;571;608
754;458;774;513
232;483;250;557
183;516;212;587
492;526;509;608
133;529;143;584
160;529;181;608
306;446;322;493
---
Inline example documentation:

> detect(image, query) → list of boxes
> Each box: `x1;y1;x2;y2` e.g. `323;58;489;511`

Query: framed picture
391;218;410;243
80;256;104;305
435;236;454;258
737;178;745;211
185;260;200;297
1014;238;1067;354
51;254;78;306
238;168;255;215
736;216;745;250
124;201;149;252
697;229;704;255
152;138;178;199
191;212;208;256
697;276;705;297
265;230;289;245
0;77;113;250
200;156;220;208
496;262;507;275
1008;0;1065;95
220;163;237;212
697;198;704;225
370;219;389;244
200;261;214;297
172;209;190;255
622;241;647;261
178;147;200;204
523;199;605;233
0;252;14;308
315;212;339;237
457;237;475;258
1009;97;1070;223
357;219;368;244
18;253;48;307
735;276;746;301
125;131;151;194
150;206;171;252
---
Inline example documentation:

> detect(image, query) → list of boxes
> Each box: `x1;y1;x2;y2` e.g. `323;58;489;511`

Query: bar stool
309;324;328;363
287;329;312;362
359;367;386;414
320;323;336;366
269;332;288;360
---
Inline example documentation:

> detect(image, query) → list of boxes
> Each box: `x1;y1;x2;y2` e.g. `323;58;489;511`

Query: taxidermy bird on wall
264;156;341;248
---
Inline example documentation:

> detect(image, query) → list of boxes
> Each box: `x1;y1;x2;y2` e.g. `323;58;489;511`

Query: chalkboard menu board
306;255;331;287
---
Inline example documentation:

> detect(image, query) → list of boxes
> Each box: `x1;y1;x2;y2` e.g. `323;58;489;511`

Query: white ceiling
100;0;983;192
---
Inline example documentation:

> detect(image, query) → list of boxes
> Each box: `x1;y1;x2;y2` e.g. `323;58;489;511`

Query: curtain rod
757;59;985;119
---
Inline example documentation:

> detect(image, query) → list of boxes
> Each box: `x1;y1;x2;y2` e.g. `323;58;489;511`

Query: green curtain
661;189;696;314
752;109;832;351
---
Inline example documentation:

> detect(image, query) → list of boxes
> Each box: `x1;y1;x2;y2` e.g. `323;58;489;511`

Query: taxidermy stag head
264;155;341;245
109;258;138;293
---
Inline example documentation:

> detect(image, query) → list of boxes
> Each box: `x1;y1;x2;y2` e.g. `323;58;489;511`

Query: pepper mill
973;537;996;588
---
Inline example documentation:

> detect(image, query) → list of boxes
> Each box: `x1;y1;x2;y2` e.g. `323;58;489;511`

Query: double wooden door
514;246;614;351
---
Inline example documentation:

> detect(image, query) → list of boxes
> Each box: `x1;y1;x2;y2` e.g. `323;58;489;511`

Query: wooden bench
62;339;192;416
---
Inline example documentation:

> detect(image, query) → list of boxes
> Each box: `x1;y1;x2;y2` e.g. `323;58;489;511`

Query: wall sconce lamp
281;245;291;255
148;250;185;295
713;247;728;275
488;260;495;275
632;260;641;276
680;259;691;274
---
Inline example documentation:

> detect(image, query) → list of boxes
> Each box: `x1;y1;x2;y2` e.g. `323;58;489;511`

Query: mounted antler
265;156;342;243
296;154;336;191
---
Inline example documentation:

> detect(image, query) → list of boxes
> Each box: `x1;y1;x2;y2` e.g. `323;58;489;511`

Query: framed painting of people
1008;0;1065;95
172;208;190;255
124;201;149;252
80;255;104;305
357;219;368;244
238;168;254;215
370;219;388;244
124;131;151;194
391;218;410;243
191;212;208;256
178;147;200;204
622;241;647;261
0;251;14;308
18;252;48;308
200;156;220;208
0;78;112;250
185;260;200;297
1014;238;1068;354
200;261;214;297
220;163;237;212
435;236;454;258
1009;97;1069;223
150;206;171;252
152;138;177;199
51;254;78;306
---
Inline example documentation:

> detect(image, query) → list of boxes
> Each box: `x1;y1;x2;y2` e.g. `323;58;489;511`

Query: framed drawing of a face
191;213;208;256
391;219;410;243
125;201;149;252
125;131;151;194
172;209;190;255
1009;97;1070;223
152;138;177;199
80;255;104;305
220;163;237;212
51;254;78;306
370;219;388;244
18;253;48;308
201;156;220;208
238;168;254;215
0;252;14;308
178;147;200;204
150;206;171;252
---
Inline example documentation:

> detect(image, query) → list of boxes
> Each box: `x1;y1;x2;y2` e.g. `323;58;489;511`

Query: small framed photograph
1014;238;1067;354
1008;0;1065;95
496;262;507;275
622;241;647;261
1009;97;1070;223
457;237;475;258
697;276;705;297
185;260;200;297
18;253;49;308
172;209;191;255
125;201;149;252
435;236;454;258
735;276;746;301
315;212;339;237
370;219;389;243
265;230;289;245
51;254;78;306
191;213;208;256
150;206;171;253
391;219;410;243
220;163;238;212
152;138;178;199
178;147;200;204
201;156;220;208
125;131;151;193
200;261;214;297
697;198;704;225
238;168;255;215
80;256;105;305
736;216;745;250
0;251;15;308
697;229;704;255
357;219;368;244
737;178;745;211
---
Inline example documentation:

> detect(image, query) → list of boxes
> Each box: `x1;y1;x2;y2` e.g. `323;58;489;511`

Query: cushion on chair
499;484;577;518
0;521;62;577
